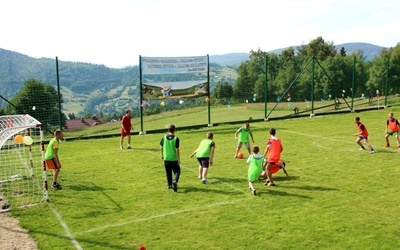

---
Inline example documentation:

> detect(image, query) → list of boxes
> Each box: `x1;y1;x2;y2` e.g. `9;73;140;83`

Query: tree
6;78;63;130
297;36;337;57
212;82;233;104
340;47;347;57
234;63;252;102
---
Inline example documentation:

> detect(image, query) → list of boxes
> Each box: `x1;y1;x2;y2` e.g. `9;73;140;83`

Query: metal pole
311;56;315;115
384;57;389;107
207;54;211;126
264;54;268;120
55;57;62;129
139;55;144;133
351;56;355;110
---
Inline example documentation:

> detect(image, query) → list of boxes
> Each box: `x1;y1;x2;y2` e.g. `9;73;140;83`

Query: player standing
385;112;400;149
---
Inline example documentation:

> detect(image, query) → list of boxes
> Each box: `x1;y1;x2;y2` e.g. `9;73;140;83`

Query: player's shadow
371;148;397;154
135;147;160;152
179;185;243;196
213;176;248;184
260;189;312;199
280;185;339;192
67;183;122;211
256;175;299;183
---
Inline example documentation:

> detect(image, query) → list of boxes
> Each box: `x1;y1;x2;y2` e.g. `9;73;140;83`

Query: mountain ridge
0;42;386;68
209;42;386;66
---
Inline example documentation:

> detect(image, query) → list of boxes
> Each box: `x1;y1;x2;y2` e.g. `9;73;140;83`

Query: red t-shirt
121;115;132;136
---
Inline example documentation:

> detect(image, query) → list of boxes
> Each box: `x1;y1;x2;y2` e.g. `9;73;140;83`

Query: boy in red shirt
120;109;133;149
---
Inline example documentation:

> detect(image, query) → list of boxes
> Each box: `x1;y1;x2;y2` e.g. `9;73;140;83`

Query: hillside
209;43;386;66
0;42;387;115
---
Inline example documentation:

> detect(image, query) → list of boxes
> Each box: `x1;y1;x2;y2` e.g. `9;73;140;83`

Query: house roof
65;117;104;130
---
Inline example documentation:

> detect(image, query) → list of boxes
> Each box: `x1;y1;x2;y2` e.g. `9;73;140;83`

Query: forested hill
210;43;385;66
0;42;386;116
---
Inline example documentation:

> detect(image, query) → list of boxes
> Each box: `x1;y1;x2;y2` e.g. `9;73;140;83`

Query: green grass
10;106;400;249
62;95;400;139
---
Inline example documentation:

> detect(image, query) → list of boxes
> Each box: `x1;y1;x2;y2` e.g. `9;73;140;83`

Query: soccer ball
237;152;244;158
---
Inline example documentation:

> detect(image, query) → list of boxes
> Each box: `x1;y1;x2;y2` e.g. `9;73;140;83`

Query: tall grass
11;106;400;249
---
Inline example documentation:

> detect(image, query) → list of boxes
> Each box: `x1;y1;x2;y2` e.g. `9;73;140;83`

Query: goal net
0;114;48;212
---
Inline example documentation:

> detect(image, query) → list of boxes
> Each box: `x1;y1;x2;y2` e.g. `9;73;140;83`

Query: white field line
76;197;250;235
282;129;358;151
282;129;353;144
75;149;251;235
57;131;353;242
49;203;83;250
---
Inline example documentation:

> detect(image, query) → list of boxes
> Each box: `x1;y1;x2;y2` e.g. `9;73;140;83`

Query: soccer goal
0;114;48;212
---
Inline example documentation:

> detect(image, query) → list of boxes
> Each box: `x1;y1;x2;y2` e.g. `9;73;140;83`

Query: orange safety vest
388;118;399;132
267;138;282;163
357;122;369;137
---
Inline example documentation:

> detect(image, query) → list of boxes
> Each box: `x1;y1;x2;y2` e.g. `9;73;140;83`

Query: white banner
141;56;208;75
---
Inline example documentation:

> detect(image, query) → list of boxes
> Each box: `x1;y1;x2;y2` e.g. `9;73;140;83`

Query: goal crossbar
0;114;42;149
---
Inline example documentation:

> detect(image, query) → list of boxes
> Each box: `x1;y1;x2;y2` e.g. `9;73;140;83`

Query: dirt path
0;212;37;250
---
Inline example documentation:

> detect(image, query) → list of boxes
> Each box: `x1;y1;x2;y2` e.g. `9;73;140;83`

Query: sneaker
267;182;276;186
120;145;124;150
127;145;132;149
167;185;173;189
202;179;207;184
359;148;365;151
198;175;202;179
233;155;237;158
52;182;62;190
370;150;375;154
252;189;257;196
172;181;178;192
264;180;270;186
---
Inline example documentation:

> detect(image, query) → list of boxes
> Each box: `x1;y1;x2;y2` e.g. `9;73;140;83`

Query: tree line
212;36;400;105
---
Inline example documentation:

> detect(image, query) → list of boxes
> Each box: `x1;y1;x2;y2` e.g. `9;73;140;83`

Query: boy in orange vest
385;112;400;149
263;128;283;186
355;117;375;153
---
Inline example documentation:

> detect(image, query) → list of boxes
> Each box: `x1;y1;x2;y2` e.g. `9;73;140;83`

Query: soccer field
11;107;400;249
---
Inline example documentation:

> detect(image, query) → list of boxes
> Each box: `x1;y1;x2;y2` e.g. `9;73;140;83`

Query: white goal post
0;114;48;212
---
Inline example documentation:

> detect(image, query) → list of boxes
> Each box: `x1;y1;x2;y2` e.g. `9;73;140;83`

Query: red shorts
45;159;59;170
121;128;131;137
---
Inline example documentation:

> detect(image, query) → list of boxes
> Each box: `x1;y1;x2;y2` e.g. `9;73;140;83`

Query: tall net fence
0;56;61;134
1;54;399;135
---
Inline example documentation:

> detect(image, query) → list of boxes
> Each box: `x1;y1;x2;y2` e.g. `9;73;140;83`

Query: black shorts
197;157;210;168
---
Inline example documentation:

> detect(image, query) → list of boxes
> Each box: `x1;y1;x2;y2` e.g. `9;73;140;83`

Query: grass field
9;106;400;249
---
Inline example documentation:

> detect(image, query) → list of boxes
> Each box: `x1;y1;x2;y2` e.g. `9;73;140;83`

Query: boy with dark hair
355;117;375;154
120;109;133;150
263;128;283;186
160;124;181;192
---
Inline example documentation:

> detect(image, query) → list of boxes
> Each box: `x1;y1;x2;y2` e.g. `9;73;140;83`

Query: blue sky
1;0;399;68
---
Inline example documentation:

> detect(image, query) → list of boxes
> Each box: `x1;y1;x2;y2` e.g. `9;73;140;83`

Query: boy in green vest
45;129;64;190
234;123;255;158
247;145;264;195
189;132;215;184
160;124;181;192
